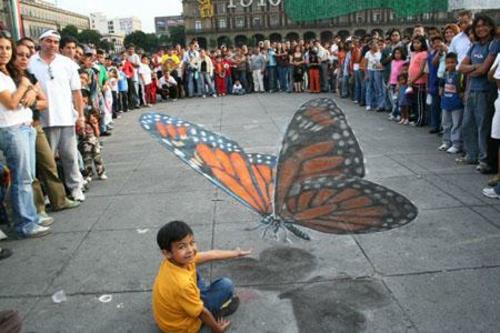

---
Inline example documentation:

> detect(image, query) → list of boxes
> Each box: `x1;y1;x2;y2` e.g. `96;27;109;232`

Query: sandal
214;296;240;318
487;174;500;187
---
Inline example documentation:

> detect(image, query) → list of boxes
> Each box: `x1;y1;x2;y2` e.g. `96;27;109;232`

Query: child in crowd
232;80;245;95
388;47;407;121
117;64;129;112
158;70;178;101
78;87;107;182
438;52;464;154
408;35;429;126
139;55;153;107
214;55;226;96
108;68;119;119
397;73;412;125
152;221;250;333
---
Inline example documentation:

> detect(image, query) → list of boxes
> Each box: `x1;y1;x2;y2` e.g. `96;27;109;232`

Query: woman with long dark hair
0;31;50;237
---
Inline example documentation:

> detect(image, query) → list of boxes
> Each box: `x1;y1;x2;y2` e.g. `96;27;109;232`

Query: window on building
195;20;202;31
217;3;226;14
270;15;279;26
252;16;262;28
357;16;363;23
235;17;244;28
218;18;227;29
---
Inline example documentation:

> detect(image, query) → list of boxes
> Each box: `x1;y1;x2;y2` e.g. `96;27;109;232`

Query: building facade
101;33;125;52
183;0;500;48
155;15;184;36
90;12;142;36
19;0;89;39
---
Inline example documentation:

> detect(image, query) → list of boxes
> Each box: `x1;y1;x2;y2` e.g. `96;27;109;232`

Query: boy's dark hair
60;36;78;49
17;36;35;45
81;88;90;98
445;52;458;61
431;35;443;42
157;221;193;251
96;49;105;55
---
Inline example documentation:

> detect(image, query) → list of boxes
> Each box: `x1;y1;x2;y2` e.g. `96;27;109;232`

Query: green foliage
284;0;448;22
59;24;78;38
78;29;102;46
169;26;186;47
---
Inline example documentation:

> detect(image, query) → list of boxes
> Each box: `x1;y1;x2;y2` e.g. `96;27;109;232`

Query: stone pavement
1;93;499;333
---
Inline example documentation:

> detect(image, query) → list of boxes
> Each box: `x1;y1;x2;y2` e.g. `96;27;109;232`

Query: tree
124;30;147;50
169;26;186;47
60;24;78;38
78;29;103;46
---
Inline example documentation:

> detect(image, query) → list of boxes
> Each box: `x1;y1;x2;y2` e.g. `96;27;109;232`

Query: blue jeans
287;65;294;92
266;66;277;92
199;72;215;95
442;109;463;148
0;124;39;234
340;75;350;98
365;70;385;109
463;90;496;163
277;66;288;92
187;71;203;97
353;70;363;102
197;272;234;313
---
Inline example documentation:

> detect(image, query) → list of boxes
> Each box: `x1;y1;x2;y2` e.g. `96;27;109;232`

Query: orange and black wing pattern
139;113;275;215
280;177;417;234
274;98;417;234
274;98;364;214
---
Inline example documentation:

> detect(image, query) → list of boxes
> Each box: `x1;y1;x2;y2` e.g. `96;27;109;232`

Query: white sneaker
366;106;371;111
98;173;108;180
446;146;460;154
482;187;500;199
72;189;85;202
38;211;54;227
438;143;450;151
23;224;51;238
388;115;395;121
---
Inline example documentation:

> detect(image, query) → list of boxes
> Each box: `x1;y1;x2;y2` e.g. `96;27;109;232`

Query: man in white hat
28;29;86;201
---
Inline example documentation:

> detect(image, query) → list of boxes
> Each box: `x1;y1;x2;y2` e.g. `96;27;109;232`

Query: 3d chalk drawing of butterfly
139;98;418;241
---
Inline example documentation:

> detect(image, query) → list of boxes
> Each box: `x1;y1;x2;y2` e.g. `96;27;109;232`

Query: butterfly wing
274;98;418;234
281;177;418;234
139;112;274;215
274;98;364;214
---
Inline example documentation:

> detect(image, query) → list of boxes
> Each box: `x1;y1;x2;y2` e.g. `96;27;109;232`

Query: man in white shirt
449;10;473;67
126;44;141;108
28;30;86;201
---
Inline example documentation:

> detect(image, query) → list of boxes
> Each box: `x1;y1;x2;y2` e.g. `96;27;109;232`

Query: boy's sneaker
215;296;240;318
409;121;416;127
388;114;395;121
71;189;85;202
487;174;500;187
446;146;460;154
395;115;401;122
456;156;478;165
437;143;450;151
38;211;54;227
365;106;371;111
476;162;492;174
22;224;51;238
98;173;108;180
482;187;500;199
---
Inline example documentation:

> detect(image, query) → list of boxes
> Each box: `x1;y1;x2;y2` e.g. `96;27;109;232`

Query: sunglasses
0;30;12;38
48;65;54;80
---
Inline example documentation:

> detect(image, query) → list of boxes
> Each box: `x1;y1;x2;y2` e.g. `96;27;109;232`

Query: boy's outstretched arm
197;248;251;264
200;307;230;333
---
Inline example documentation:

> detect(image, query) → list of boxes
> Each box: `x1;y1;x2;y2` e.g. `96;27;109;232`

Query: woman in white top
0;31;50;237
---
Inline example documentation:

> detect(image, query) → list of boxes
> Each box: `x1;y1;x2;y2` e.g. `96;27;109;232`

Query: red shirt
122;60;134;79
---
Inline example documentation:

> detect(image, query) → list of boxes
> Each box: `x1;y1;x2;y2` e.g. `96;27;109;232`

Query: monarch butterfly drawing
139;98;418;240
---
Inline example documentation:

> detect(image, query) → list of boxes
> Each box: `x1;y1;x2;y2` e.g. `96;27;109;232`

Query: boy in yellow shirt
152;220;251;333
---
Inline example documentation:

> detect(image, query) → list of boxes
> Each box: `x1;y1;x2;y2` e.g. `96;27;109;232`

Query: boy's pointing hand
235;247;252;257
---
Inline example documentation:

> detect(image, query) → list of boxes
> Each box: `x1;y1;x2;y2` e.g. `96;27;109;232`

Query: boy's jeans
0;124;40;234
197;272;234;313
277;66;288;92
353;70;363;102
463;90;495;163
365;70;385;109
199;72;215;96
441;109;463;148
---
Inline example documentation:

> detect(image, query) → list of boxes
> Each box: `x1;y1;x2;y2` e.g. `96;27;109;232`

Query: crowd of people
1;10;500;260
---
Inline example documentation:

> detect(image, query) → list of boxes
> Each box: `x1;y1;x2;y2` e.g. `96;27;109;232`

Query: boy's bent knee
217;277;234;294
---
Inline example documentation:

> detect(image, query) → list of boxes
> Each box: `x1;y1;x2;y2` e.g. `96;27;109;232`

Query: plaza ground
1;93;499;332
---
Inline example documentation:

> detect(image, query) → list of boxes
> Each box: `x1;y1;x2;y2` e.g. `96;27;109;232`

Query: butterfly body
140;98;418;241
